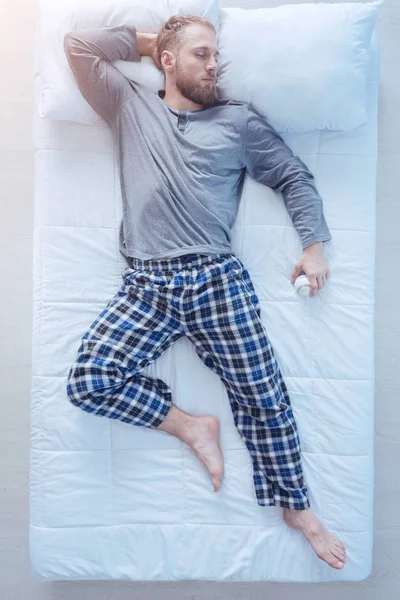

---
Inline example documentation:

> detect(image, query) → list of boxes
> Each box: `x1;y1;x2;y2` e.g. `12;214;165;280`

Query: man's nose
206;67;217;78
207;57;218;71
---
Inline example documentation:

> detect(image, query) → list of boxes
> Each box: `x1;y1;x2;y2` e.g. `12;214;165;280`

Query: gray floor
1;0;399;597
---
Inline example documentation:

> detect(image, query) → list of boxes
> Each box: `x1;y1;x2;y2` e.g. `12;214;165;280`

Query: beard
175;60;216;108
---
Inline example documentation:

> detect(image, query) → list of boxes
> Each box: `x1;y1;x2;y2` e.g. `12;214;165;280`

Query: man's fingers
308;276;319;297
293;269;329;294
291;265;302;282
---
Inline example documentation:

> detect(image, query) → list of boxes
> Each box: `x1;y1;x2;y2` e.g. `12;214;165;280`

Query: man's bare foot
184;416;224;492
284;507;347;570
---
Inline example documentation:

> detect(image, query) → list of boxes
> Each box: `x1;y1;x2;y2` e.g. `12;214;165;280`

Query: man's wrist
137;32;157;57
303;241;323;253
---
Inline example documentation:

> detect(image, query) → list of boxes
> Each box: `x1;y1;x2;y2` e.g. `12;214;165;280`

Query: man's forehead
182;27;218;51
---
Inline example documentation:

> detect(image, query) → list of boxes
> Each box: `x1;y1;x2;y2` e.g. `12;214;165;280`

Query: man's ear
161;50;177;74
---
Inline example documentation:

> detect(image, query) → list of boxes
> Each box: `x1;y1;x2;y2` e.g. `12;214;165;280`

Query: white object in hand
294;274;311;296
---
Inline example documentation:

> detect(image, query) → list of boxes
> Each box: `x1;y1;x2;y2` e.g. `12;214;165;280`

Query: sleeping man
64;14;346;570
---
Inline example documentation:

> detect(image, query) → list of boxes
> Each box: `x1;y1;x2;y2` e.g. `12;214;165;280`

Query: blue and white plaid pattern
66;252;310;510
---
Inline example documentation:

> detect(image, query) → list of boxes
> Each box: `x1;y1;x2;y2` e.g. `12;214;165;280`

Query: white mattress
29;30;380;582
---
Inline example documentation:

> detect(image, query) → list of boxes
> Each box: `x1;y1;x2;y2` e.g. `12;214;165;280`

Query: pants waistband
127;252;234;272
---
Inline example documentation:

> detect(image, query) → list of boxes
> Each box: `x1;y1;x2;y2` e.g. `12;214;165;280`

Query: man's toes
335;540;345;552
331;548;346;563
328;551;345;568
212;475;222;491
331;545;345;561
333;541;344;552
323;550;344;570
331;537;346;555
334;542;346;559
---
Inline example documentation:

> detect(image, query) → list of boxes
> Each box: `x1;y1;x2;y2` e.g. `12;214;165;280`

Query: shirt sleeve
64;24;141;126
243;103;332;250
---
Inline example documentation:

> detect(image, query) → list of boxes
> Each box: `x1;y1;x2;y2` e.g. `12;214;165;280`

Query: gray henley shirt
64;24;332;261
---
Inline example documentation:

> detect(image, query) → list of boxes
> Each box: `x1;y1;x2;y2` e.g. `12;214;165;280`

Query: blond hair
156;15;216;74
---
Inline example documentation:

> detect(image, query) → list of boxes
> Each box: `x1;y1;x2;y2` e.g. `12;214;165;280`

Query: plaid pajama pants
66;252;310;510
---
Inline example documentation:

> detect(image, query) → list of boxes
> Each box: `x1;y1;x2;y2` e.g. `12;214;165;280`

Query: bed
29;3;380;583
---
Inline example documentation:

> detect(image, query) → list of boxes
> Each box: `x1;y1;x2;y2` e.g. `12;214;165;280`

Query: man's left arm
242;104;331;296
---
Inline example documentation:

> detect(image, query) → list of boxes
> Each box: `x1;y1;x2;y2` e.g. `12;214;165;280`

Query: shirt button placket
178;112;186;133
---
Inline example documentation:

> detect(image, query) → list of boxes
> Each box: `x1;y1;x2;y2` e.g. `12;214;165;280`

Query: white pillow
37;0;219;125
215;1;383;132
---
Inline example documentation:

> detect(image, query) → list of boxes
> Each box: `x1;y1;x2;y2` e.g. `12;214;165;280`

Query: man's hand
149;35;163;71
137;32;162;71
290;241;329;297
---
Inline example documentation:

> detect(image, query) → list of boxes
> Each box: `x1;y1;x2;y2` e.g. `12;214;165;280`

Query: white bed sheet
29;30;380;582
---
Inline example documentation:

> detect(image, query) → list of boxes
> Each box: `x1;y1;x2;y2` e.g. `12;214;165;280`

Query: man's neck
158;90;205;112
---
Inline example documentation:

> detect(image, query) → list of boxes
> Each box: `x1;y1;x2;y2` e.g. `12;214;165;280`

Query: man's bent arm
64;25;142;125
